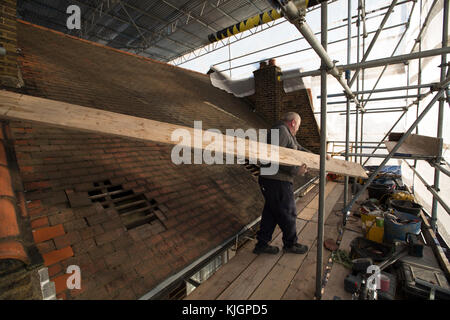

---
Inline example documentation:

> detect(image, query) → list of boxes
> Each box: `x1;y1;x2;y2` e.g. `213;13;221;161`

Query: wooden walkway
186;181;347;300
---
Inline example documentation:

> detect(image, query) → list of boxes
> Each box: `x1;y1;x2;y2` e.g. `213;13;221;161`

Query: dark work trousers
256;176;298;248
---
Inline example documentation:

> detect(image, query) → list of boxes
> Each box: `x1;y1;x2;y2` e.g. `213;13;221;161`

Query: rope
331;249;353;270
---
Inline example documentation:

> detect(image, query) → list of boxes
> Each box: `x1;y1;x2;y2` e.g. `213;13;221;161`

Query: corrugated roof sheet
17;0;274;62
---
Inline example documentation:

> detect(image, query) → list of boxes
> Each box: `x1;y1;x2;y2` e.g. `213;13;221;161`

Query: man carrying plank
254;112;324;255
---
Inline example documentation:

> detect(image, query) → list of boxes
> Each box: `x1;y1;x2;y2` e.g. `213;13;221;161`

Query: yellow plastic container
361;214;384;244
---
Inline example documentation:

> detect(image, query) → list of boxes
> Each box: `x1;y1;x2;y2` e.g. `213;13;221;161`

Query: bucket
384;210;421;243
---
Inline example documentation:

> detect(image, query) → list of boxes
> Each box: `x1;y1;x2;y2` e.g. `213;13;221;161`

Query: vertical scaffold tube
316;0;327;300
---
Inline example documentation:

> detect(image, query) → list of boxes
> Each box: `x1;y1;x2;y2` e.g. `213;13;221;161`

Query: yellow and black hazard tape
207;0;326;43
208;9;282;43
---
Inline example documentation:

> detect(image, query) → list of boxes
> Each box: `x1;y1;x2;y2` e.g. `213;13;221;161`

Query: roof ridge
0;122;29;264
16;19;208;78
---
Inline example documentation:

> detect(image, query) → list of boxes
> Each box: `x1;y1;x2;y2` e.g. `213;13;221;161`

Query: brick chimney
252;59;283;123
0;0;22;88
251;59;321;153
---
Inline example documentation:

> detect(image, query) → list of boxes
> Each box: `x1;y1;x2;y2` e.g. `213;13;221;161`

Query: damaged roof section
4;20;273;300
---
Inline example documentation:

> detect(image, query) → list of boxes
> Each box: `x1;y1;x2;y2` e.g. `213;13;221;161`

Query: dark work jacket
260;121;311;183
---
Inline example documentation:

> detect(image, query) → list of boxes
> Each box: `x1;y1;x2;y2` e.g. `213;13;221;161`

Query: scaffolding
195;0;449;300
295;0;449;299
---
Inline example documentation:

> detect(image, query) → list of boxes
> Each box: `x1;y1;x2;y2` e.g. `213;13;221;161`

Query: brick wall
250;60;320;153
283;89;321;153
252;61;284;122
0;0;21;88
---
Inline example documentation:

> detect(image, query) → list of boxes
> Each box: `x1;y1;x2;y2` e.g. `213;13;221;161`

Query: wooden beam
419;211;450;280
186;184;320;300
385;134;444;158
321;229;359;300
251;183;343;300
0;90;367;178
216;219;309;300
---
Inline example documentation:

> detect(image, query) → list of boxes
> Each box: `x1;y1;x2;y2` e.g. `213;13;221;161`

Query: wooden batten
0;90;367;178
385;134;444;158
419;211;450;280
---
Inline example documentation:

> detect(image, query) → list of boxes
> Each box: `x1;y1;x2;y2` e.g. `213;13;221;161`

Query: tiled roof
2;20;272;300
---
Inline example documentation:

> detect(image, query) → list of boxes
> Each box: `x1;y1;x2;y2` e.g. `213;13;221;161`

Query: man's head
281;112;301;136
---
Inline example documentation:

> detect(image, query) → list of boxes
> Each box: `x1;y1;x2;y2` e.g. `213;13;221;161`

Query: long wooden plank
0;90;367;178
385;134;443;157
321;229;360;300
216;219;308;300
281;187;345;300
185;239;257;300
298;208;317;221
274;185;344;300
302;182;338;212
297;183;338;220
281;223;341;300
310;184;344;223
282;234;320;300
248;184;343;300
419;211;450;279
319;196;348;296
249;221;318;300
186;186;320;300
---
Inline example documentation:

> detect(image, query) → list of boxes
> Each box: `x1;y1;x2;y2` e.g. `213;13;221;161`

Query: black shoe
283;243;308;254
253;244;279;254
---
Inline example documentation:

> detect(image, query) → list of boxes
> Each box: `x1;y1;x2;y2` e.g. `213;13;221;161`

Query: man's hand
298;164;308;176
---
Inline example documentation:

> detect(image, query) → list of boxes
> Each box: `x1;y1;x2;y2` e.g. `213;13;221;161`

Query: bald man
254;112;313;255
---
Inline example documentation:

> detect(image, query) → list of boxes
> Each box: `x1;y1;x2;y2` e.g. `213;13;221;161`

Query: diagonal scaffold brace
341;70;450;225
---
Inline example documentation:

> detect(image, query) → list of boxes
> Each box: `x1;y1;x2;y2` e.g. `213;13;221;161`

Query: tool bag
350;237;393;262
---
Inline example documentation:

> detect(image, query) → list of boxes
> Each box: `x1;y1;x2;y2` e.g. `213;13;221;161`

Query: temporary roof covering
17;0;273;62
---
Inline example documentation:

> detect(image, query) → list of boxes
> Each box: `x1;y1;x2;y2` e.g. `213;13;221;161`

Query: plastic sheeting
209;67;255;98
198;0;449;244
209;66;307;96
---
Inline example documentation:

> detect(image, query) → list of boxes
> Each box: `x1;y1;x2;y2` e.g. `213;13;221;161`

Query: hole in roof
107;185;123;192
87;181;166;233
88;189;102;197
